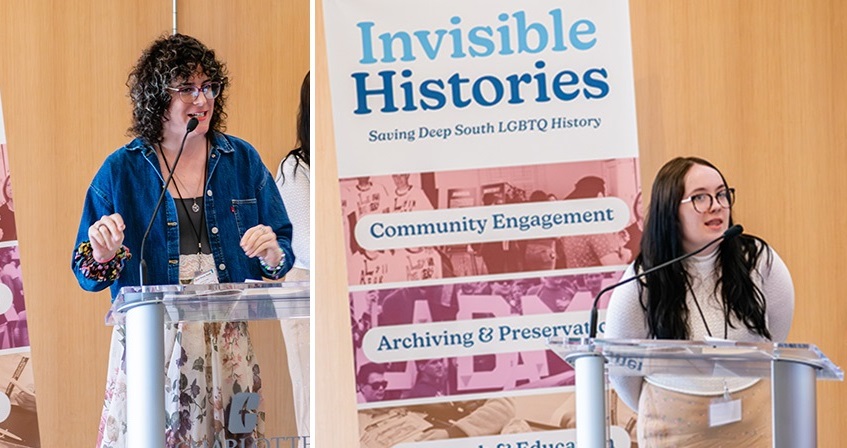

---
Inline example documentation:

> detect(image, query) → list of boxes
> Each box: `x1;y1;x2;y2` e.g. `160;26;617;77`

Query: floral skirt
96;321;265;448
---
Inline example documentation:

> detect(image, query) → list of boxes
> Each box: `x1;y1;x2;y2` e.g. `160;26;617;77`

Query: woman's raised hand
88;213;126;262
240;224;283;267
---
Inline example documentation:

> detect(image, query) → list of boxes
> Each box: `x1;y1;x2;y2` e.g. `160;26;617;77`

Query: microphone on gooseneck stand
587;224;744;338
138;117;199;286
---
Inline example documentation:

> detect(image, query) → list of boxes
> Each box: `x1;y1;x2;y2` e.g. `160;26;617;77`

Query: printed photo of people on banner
0;94;39;447
0;352;38;447
340;158;641;286
357;390;635;448
0;247;27;351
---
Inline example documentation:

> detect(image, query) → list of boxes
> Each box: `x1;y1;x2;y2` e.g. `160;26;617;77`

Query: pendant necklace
160;144;205;213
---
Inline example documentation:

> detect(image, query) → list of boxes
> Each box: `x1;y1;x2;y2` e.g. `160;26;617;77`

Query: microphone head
186;117;199;133
723;224;743;239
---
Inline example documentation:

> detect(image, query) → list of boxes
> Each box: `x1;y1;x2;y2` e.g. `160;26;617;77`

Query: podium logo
229;392;260;434
178;391;311;447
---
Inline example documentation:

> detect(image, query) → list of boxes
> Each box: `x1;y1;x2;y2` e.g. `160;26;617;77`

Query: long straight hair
635;157;771;340
279;71;310;183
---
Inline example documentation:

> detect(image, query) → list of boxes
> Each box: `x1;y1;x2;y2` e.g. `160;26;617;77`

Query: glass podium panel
547;337;843;448
107;280;310;325
106;281;311;448
548;337;844;380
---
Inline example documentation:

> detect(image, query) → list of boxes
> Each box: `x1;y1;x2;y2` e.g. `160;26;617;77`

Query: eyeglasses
166;82;221;104
366;380;388;390
680;188;735;213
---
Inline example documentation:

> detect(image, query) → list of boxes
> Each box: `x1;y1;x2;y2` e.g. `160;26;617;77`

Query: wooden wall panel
0;1;307;446
316;1;847;446
315;0;359;445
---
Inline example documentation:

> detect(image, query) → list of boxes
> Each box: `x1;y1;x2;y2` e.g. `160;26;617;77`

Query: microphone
138;117;199;286
587;224;743;338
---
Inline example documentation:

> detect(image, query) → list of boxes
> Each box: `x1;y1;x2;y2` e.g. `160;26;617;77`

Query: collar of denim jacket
126;131;234;156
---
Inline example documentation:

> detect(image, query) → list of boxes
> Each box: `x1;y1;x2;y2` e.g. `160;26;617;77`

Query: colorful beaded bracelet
73;241;131;282
259;253;285;278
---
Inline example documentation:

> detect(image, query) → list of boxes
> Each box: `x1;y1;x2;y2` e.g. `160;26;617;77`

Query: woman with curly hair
605;157;794;447
71;34;294;447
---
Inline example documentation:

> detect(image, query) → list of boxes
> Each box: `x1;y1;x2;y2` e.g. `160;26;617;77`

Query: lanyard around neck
686;279;729;339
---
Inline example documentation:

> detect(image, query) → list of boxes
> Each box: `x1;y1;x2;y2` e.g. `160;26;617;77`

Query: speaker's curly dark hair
127;33;229;144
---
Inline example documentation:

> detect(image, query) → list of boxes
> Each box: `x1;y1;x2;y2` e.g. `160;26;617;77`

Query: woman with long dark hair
605;157;794;447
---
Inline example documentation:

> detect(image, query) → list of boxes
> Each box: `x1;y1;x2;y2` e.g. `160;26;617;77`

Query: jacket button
207;190;213;196
211;227;219;234
218;264;226;270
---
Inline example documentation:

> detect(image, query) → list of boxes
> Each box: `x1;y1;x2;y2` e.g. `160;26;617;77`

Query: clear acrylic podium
548;337;843;448
106;281;310;448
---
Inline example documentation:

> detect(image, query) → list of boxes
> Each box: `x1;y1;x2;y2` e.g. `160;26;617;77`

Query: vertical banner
325;1;641;446
0;93;40;447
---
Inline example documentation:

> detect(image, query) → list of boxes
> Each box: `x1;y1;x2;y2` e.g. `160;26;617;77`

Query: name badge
192;269;219;285
709;397;742;427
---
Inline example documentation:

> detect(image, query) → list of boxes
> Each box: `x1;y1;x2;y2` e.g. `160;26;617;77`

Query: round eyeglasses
680;188;735;213
166;82;221;104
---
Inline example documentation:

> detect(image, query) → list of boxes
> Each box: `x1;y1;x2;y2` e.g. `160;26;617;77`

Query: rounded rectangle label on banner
355;197;629;251
362;310;607;363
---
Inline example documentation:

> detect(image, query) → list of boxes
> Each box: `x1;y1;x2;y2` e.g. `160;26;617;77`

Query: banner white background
324;0;639;178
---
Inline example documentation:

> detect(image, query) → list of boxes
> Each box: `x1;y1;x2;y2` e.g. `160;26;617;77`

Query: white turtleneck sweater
605;244;795;411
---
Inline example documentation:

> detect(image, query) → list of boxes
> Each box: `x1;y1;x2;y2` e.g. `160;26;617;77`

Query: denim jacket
72;132;294;300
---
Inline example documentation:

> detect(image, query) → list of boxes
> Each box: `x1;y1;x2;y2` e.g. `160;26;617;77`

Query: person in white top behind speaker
275;71;310;445
605;156;795;447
